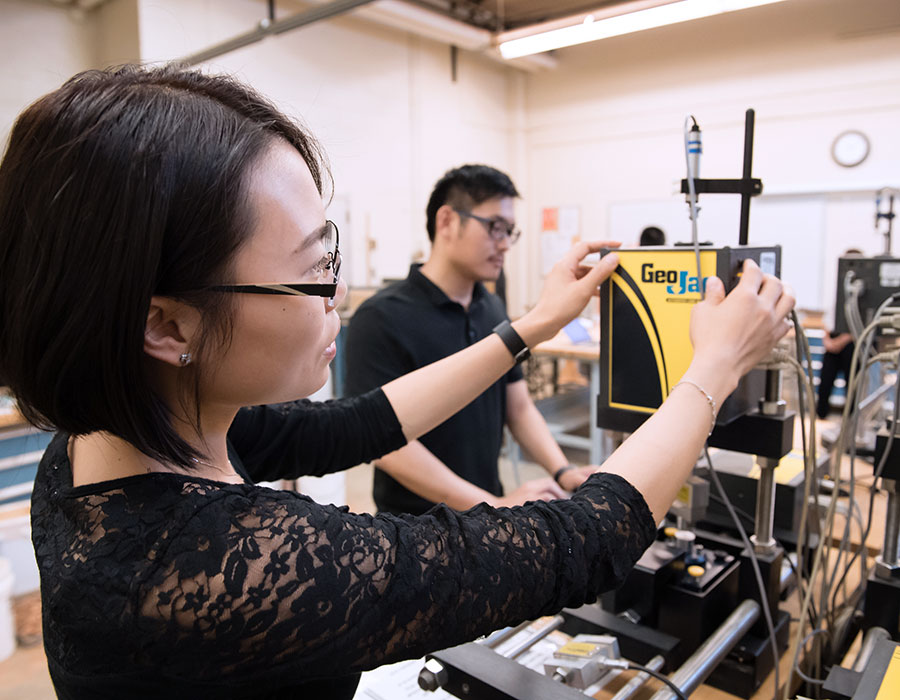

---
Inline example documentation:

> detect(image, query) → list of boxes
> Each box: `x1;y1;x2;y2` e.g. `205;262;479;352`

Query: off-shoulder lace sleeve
52;472;655;684
227;387;406;482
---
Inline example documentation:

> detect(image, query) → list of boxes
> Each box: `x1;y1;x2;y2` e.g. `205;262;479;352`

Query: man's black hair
425;164;519;242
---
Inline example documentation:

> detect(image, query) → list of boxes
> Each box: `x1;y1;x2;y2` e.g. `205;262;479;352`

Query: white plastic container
0;556;15;662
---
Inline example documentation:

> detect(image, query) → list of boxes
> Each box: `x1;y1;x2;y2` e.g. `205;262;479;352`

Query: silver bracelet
673;380;717;436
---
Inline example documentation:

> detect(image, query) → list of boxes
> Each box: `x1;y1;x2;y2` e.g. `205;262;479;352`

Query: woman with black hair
0;65;794;699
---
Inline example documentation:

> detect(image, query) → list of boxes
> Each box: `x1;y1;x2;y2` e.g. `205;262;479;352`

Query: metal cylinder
881;480;899;569
648;600;760;700
499;615;564;659
851;626;891;672
610;655;665;700
479;620;530;649
766;369;782;404
780;552;797;595
760;368;787;416
752;458;778;553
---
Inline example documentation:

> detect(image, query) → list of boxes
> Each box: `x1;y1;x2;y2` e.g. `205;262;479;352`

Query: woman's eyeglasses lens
317;221;341;285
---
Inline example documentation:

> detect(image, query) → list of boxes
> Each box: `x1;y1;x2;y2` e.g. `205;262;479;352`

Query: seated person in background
817;248;862;419
639;225;666;246
346;164;601;515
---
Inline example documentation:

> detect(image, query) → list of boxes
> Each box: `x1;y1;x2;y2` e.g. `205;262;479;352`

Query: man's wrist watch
493;320;530;364
553;465;577;485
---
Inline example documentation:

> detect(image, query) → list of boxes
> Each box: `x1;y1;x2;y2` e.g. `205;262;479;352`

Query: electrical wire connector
757;337;795;370
543;635;621;689
876;312;900;332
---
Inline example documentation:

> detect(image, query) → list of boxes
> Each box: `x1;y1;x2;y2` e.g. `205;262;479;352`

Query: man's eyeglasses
209;220;342;302
453;208;521;245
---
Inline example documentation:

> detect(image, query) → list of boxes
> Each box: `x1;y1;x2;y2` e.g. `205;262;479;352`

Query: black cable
626;661;689;700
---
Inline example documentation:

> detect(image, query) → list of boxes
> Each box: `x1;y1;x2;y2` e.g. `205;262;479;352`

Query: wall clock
832;130;870;168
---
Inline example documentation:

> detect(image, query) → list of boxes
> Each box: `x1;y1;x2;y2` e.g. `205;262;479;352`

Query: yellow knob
664;527;677;538
687;565;705;578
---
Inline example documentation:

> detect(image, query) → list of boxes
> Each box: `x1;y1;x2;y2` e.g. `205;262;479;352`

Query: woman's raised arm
381;241;620;442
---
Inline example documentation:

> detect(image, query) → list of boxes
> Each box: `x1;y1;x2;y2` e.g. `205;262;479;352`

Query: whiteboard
609;194;826;309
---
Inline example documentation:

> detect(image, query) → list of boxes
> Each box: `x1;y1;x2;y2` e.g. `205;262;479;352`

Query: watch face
832;130;870;168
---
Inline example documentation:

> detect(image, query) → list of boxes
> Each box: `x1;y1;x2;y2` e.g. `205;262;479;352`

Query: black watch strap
553;465;577;485
493;320;530;364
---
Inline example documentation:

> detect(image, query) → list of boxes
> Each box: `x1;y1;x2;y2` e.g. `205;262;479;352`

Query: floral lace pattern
32;398;655;698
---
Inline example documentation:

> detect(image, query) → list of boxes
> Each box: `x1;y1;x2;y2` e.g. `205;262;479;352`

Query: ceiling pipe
179;0;378;66
177;0;557;71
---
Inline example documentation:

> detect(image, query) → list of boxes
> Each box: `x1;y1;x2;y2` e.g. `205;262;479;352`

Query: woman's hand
685;259;795;403
514;241;621;347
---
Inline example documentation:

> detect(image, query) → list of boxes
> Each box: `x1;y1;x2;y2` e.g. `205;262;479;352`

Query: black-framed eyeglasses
453;208;521;245
209;220;341;302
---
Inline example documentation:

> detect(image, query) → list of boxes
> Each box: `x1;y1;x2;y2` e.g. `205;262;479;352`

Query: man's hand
492;477;567;507
557;465;600;492
823;332;852;354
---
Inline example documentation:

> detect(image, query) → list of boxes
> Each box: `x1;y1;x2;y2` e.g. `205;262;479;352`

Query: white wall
522;0;900;313
0;0;96;147
3;0;899;317
1;0;521;299
137;0;521;288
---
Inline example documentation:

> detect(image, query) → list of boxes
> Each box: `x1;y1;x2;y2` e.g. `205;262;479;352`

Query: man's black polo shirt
344;264;523;516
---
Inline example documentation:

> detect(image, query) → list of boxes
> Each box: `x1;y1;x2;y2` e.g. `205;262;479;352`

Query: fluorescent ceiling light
498;0;789;59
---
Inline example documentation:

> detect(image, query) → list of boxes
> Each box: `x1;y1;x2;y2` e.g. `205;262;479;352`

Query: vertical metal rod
739;108;755;246
753;368;782;553
753;458;778;552
610;655;665;700
764;369;782;408
881;480;899;568
648;600;760;700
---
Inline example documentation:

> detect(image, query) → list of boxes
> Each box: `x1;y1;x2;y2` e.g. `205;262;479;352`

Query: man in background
345;164;598;515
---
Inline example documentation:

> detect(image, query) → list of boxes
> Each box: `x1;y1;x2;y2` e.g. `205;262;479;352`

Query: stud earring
179;353;192;366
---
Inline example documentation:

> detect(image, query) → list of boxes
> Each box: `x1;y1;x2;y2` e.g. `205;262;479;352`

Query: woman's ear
144;296;202;367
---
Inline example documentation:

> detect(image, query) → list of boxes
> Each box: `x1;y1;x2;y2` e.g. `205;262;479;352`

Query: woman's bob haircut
0;64;329;468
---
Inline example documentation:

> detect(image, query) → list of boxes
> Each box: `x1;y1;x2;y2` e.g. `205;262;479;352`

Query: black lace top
31;388;656;699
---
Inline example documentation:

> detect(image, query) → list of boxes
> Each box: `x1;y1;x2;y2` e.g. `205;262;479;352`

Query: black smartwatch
492;320;530;364
553;465;577;485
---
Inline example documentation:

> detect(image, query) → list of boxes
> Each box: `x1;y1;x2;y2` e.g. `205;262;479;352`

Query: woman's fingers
736;259;764;293
562;240;621;269
758;273;784;306
775;284;796;319
579;253;619;290
704;275;726;304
